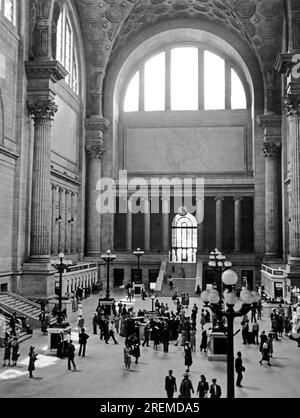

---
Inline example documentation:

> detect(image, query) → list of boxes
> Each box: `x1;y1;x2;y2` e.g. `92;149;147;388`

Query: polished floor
0;290;299;398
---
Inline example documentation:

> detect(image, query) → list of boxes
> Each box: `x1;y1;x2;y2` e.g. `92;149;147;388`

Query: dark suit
210;383;221;398
235;357;244;386
165;375;177;398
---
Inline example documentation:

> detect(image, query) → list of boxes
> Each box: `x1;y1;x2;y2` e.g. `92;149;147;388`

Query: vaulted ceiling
74;0;285;116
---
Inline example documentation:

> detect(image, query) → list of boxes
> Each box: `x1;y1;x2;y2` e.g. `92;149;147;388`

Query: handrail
155;261;167;292
261;265;285;276
0;291;41;309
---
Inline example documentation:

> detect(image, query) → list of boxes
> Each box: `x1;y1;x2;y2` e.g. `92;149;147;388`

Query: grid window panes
55;5;79;94
144;52;165;111
204;50;225;110
171;47;198;110
124;71;140;112
231;68;247;109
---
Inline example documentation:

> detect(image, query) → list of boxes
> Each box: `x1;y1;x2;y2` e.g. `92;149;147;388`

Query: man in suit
165;370;177;398
67;340;76;371
78;328;89;357
235;351;245;387
210;378;222;398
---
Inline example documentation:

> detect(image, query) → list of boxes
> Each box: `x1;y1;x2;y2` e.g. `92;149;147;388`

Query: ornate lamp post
133;248;144;283
208;248;232;296
101;249;116;300
51;252;72;324
201;270;260;399
150;294;155;313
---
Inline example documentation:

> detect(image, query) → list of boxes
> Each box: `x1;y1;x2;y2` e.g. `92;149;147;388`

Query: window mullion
225;61;231;110
198;48;204;110
165;48;171;111
139;65;145;111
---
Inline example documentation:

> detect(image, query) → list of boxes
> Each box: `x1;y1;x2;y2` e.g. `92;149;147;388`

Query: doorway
114;269;124;287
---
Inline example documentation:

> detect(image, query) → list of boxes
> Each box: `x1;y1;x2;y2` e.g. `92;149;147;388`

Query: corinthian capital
27;100;58;122
284;95;300;118
262;142;281;158
86;141;106;159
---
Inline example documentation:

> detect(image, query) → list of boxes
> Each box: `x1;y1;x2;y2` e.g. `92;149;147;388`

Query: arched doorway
170;207;197;263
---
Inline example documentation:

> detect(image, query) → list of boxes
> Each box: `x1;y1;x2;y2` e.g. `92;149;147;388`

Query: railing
55;264;99;295
155;261;167;292
0;291;41;310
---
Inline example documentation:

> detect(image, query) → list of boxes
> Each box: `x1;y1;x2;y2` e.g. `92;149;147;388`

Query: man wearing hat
165;370;177;398
179;372;194;398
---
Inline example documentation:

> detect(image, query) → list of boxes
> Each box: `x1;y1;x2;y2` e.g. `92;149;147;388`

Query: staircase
160;277;197;296
0;291;55;328
1;306;32;343
166;262;197;278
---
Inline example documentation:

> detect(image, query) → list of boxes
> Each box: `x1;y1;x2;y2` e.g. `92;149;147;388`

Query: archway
171;208;197;263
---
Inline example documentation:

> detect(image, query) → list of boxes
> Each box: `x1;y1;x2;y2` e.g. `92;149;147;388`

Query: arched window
0;0;16;25
56;4;79;94
123;46;248;112
171;209;197;263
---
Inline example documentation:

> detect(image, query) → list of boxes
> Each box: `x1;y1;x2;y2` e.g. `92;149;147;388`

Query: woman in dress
123;343;132;370
259;342;271;366
197;375;209;398
184;342;193;372
11;336;20;367
200;329;208;352
28;345;38;378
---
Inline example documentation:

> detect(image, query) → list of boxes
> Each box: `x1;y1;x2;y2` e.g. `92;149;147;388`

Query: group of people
165;369;222;399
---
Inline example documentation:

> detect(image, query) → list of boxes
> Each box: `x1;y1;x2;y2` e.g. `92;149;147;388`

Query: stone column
162;198;169;251
143;198;150;251
196;198;204;252
234;197;243;252
215;197;224;250
58;187;65;254
27;100;58;259
86;143;105;257
126;199;132;251
262;142;281;257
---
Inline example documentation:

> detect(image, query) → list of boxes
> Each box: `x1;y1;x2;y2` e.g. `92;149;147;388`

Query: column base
21;261;56;298
263;254;282;263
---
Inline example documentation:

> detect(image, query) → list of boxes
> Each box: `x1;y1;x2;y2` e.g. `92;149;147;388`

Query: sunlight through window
231;69;247;109
124;71;139;112
204;50;225;110
145;52;165;111
171;47;198;110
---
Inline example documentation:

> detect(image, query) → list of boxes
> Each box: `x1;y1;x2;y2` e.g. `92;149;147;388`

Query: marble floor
0;290;299;398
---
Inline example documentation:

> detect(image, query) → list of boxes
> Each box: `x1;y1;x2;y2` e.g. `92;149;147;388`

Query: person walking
197;375;209;398
67;340;76;371
252;321;259;345
92;312;99;335
28;346;38;378
11;336;20;367
78;328;89;357
200;329;208;352
235;351;245;387
123;343;132;370
153;325;160;351
165;370;177;398
267;334;274;359
259;330;268;352
3;337;12;367
132;335;141;364
105;320;118;344
77;315;85;337
142;323;150;347
241;320;249;344
259;341;271;366
184;342;193;372
209;378;222;398
161;326;170;353
179;372;194;398
190;326;196;352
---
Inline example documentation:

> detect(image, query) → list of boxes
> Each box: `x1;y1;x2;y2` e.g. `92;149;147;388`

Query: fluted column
27;100;58;260
126;199;132;251
143;198;150;251
71;192;77;254
234;197;243;252
262;142;281;256
196;198;204;252
86;143;105;256
215;197;224;250
162;198;169;251
285;96;300;258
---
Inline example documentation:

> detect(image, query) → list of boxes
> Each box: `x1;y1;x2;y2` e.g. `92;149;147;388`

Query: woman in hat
184;342;193;372
179;372;194;398
11;336;20;367
28;346;38;378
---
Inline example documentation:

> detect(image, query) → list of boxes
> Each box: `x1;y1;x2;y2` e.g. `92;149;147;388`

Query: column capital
27;99;58;122
284;95;300;118
86;141;106;160
262;142;281;158
233;196;243;201
215;196;224;201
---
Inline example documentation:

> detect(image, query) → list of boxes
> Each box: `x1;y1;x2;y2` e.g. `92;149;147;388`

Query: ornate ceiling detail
73;0;284;115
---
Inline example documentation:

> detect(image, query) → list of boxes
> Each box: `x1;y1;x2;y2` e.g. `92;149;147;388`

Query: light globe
224;292;238;305
201;290;211;303
222;269;238;286
240;289;254;304
207;291;220;304
233;299;244;312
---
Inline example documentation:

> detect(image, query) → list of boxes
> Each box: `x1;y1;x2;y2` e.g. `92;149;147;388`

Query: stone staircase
0;291;55;328
160;278;197;297
1;306;32;343
166;262;197;278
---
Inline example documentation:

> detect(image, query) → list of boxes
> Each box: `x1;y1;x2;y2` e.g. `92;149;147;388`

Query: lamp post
133;248;144;284
201;269;260;399
208;249;232;295
101;249;116;300
52;252;72;324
